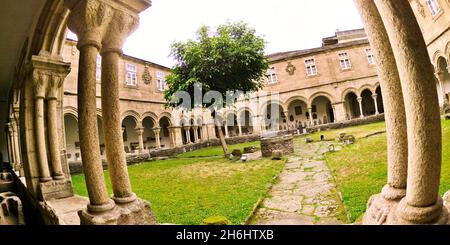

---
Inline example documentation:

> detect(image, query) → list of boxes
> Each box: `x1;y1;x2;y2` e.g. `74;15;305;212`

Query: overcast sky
69;0;363;67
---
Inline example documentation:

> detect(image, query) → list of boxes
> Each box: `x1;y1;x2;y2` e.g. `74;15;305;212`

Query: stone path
250;139;348;225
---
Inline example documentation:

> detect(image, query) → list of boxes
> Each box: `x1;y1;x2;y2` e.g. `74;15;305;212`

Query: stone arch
358;84;376;96
158;112;174;126
310;95;335;125
63;113;79;162
285;97;309;129
236;107;256;120
308;91;335;106
444;42;450;62
259;99;286;115
121;110;141;126
341;87;359;102
361;89;376;116
432;50;447;69
284;95;309;109
141;112;158;126
63;106;78;120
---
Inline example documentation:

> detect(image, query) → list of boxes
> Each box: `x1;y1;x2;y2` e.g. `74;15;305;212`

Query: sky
68;0;363;68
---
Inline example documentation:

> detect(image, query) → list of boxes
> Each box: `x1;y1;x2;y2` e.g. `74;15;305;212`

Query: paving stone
252;141;347;225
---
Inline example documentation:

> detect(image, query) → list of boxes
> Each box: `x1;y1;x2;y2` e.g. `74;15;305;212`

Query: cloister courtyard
67;119;450;225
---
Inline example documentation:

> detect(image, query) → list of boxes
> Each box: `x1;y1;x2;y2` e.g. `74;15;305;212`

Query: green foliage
164;21;269;109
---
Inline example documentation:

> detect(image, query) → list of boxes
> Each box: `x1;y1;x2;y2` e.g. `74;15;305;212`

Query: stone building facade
1;0;450;225
61;29;385;160
410;0;450;111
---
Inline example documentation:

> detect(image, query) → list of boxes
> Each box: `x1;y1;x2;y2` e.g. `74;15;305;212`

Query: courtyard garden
301;119;450;222
71;141;286;225
71;119;450;225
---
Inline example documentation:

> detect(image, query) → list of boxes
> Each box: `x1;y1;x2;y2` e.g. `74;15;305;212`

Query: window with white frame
267;67;278;84
96;56;102;81
365;48;375;65
338;52;352;70
125;63;137;86
305;58;317;76
156;71;166;91
426;0;441;16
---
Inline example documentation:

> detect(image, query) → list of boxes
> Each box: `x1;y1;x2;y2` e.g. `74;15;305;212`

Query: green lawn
308;119;450;223
71;141;285;225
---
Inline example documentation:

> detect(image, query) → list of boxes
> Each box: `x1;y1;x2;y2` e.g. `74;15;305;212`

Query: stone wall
69;135;260;174
307;114;385;133
260;135;294;158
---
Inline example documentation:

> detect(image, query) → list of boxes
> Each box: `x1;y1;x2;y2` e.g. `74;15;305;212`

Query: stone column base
39;179;74;201
79;198;156;225
444;191;450;211
362;193;400;225
363;193;450;225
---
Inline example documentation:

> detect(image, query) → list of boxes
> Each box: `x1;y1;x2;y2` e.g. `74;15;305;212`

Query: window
96;56;102;81
312;105;317;113
156;71;166;91
338;52;352;70
125;63;137;86
426;0;441;16
305;58;317;76
267;67;278;84
366;48;375;65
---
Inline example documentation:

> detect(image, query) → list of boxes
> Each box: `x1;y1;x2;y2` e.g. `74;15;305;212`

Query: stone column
184;126;191;144
100;13;140;205
173;126;183;146
47;76;66;180
32;71;52;182
237;124;243;136
153;127;161;149
192;126;199;143
252;116;261;135
66;0;115;215
135;127;144;153
435;71;448;108
167;127;174;147
308;108;313;126
354;0;408;225
224;122;229;138
372;94;380;115
6;123;15;171
375;0;447;224
357;97;364;118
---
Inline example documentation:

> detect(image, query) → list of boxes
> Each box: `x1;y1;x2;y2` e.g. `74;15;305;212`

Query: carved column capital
30;55;71;99
101;9;139;54
135;127;144;135
66;0;115;49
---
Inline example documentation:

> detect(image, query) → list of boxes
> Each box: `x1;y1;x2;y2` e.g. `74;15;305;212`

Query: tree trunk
216;125;230;157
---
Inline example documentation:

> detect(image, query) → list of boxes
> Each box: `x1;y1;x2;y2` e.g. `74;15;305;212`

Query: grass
71;141;285;225
311;119;450;223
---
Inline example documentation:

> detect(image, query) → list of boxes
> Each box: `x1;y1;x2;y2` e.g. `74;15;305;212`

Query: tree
164;21;269;157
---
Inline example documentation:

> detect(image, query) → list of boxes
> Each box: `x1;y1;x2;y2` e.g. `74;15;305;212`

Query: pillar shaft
375;0;446;224
101;50;135;202
153;128;161;148
136;127;144;153
308;108;313;125
224;123;229;138
34;94;52;182
77;44;113;210
354;0;408;202
357;97;364;118
47;98;65;179
372;94;380;115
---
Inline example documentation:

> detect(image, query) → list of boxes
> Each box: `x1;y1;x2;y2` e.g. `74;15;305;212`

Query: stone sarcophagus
260;135;294;158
